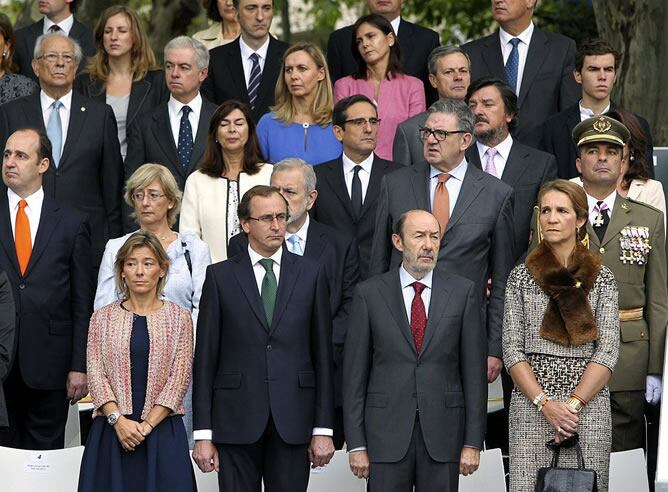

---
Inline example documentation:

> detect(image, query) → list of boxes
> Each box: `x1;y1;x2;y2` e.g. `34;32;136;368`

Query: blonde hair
271;43;334;127
114;231;170;299
86;5;158;82
124;163;182;227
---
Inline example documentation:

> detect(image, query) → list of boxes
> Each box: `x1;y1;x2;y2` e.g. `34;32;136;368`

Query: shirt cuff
312;427;333;436
347;447;367;453
193;429;213;441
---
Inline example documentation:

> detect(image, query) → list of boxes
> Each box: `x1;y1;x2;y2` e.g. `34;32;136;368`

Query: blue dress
78;315;196;492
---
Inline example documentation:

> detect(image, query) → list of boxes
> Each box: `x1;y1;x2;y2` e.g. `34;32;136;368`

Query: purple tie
485;148;498;178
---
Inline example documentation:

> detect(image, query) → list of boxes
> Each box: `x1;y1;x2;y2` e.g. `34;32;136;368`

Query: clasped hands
542;400;579;443
114;416;154;452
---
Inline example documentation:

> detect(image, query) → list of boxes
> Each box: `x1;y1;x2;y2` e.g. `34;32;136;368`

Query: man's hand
66;371;88;404
193;439;219;473
487;356;503;383
459;447;480;476
308;435;335;468
348;450;370;479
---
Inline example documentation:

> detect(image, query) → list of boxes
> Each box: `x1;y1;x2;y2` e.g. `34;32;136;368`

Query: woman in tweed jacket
503;180;619;491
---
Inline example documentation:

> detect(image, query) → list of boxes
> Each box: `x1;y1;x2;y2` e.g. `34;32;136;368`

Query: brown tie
432;173;451;237
15;199;32;275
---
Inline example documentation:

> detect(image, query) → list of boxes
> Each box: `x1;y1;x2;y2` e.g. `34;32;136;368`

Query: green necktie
259;258;277;325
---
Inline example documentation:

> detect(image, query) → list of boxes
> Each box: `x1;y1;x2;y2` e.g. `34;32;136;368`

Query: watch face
108;413;119;425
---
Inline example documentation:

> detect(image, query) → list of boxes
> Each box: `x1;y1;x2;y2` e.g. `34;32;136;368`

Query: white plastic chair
459;447;507;492
0;445;84;491
609;448;649;492
307;449;366;492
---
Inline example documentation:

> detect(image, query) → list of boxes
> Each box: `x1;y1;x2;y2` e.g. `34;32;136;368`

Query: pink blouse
334;73;426;161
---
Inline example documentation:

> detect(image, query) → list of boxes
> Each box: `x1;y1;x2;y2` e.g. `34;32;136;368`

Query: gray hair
33;32;83;65
164;36;210;70
427;45;471;76
272;158;317;194
427;99;475;135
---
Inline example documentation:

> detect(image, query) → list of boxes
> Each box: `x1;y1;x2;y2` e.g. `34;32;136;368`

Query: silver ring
557;426;563;434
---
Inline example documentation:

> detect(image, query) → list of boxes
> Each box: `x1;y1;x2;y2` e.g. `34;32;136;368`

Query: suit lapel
24;196;61;278
324;159;354;220
446;165;485;233
358;155;385;220
519;29;548;106
501;143;531;188
151;105;180;171
24;94;46;132
0;194;19;277
232;253;270;330
227;40;250;104
420;272;452;356
255;38;282;110
397;21;415;60
481;32;506;79
303;222;327;259
410;163;431;212
59;93;86;168
187;102;213;172
127;79;151;129
380;271;416;355
601;195;632;247
270;251;300;335
465;147;483;170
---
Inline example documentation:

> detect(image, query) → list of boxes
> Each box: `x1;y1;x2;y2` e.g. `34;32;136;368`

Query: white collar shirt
579;100;611;121
399;264;433;323
586;189;617;224
429;158;468;216
476;133;513;179
43;14;74;35
284;214;309;255
239;36;270;88
248;243;282;292
40;89;72;157
167;93;202;149
7;187;44;245
499;22;534;95
342;152;374;203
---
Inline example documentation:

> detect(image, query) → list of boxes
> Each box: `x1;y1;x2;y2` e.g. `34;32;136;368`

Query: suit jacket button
599;247;605;254
55;171;60;177
640;332;645;338
19;283;25;289
266;344;272;351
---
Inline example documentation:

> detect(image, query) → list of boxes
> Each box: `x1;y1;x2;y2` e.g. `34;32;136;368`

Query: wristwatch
107;412;121;426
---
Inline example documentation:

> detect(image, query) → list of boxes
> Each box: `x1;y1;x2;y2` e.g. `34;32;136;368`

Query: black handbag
535;432;598;492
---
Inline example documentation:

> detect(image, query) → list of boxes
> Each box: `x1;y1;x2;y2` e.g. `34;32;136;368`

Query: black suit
0;271;15;429
462;27;580;143
193;249;334;491
201;36;289;122
13;18;95;80
327;19;440;105
466;141;557;260
534;101;655;179
0;92;124;268
312;154;402;280
0;193;92;449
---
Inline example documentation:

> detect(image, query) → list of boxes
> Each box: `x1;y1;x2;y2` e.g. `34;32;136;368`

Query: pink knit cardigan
87;300;193;419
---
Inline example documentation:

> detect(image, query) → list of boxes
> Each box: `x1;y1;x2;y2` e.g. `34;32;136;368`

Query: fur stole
525;241;601;346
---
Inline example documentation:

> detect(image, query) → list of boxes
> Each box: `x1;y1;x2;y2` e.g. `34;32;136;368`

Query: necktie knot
181;105;192;117
437;173;450;184
287;235;303;255
52;100;62;111
18;199;27;210
509;37;520;48
250;53;259;63
353;165;362;176
595;200;609;213
486;147;497;158
259;258;273;272
412;281;426;295
48;24;61;33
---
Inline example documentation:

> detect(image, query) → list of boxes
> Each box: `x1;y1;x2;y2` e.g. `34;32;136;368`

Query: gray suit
368;162;515;358
343;269;487;487
392;111;428;167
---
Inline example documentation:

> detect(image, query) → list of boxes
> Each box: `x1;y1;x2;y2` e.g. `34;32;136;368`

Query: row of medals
619;226;651;265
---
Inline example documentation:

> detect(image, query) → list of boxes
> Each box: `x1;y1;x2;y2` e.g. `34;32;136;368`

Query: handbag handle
546;432;586;469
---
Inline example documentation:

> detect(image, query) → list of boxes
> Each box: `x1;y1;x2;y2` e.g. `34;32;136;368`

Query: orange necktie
432;173;451;237
15;199;32;275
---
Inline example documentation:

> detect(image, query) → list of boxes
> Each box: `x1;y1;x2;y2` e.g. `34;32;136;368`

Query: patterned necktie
432;173;451;237
47;100;62;167
593;201;610;242
247;53;261;110
287;235;304;256
410;282;427;353
178;105;193;170
259;258;277;325
48;25;61;33
351;165;363;220
15;200;32;275
505;38;521;93
485;147;498;178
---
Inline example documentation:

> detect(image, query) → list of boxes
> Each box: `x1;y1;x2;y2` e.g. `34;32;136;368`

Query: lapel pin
81;107;86;112
621;202;629;210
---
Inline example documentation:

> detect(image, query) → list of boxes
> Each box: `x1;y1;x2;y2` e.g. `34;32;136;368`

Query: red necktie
15;199;32;275
411;282;427;353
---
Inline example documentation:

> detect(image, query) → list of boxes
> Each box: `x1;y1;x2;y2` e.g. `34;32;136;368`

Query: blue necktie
46;100;63;168
287;235;304;256
505;38;521;93
178;105;193;170
247;53;261;110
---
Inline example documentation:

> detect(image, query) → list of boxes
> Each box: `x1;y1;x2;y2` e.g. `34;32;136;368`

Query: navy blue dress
78;315;196;492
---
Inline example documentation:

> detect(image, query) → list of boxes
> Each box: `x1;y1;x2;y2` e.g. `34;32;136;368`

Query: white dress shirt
499;22;534;95
43;14;74;35
399;264;433;323
342;152;374;203
390;17;401;36
7;187;44;245
41;89;72;158
586;189;616;225
239;36;270;88
429;158;468;217
285;214;309;255
476;133;513;179
579;100;611;121
168;93;202;149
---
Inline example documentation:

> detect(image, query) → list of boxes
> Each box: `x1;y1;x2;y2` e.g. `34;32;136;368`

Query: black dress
78;315;196;492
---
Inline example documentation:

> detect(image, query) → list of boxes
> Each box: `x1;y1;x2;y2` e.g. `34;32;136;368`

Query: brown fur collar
526;241;601;346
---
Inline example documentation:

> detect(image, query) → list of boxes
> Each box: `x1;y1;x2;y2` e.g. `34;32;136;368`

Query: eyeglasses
38;52;75;64
248;213;289;224
342;117;381;128
132;191;166;202
418;127;467;142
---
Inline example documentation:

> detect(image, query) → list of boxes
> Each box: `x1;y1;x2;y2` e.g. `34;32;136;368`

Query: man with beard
466;77;557;260
344;209;487;491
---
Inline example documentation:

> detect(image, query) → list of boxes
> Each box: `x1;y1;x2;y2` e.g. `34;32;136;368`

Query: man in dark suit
125;36;217;229
461;0;579;143
393;46;471;166
369;99;515;386
0;128;92;449
0;33;123;269
535;38;654;179
192;185;335;491
228;158;359;449
466;77;557;260
314;95;402;280
201;0;288;122
326;0;440;104
0;271;15;432
344;210;487;490
13;0;94;79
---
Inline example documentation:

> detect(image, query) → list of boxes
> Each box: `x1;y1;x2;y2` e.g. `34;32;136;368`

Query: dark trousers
333;406;345;450
611;390;646;451
0;363;68;450
369;415;459;492
217;414;310;492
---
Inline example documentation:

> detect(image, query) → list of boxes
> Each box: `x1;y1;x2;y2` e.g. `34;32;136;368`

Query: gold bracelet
565;397;584;413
